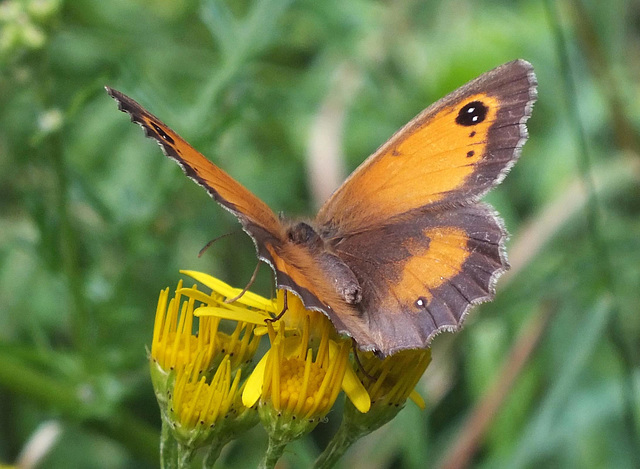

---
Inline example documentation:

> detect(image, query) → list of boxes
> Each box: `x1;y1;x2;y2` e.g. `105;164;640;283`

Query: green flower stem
177;443;196;469
313;412;366;469
160;422;178;469
203;439;227;468
314;399;404;469
159;421;198;469
259;435;289;469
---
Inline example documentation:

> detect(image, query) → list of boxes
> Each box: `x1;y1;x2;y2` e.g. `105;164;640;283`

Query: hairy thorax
285;221;362;305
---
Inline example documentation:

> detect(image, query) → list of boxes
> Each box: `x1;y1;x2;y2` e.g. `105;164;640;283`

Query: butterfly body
107;59;536;356
285;220;363;305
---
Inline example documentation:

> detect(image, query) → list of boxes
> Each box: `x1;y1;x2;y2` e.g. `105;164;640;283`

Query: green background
2;0;639;467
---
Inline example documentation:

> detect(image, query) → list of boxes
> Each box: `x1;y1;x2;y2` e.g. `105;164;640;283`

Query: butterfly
107;59;536;357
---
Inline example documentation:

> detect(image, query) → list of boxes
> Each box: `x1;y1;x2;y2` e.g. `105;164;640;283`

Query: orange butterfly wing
314;60;537;354
105;87;282;239
105;87;372;341
316;60;536;232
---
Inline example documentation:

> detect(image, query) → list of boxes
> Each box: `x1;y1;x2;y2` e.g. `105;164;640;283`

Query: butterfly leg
224;261;261;304
351;339;376;381
266;289;289;323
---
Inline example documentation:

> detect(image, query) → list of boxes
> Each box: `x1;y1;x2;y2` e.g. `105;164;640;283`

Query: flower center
279;357;329;414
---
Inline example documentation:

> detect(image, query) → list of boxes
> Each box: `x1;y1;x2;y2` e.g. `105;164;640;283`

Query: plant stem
314;413;366;469
203;438;228;468
160;422;178;469
177;443;196;469
259;436;288;469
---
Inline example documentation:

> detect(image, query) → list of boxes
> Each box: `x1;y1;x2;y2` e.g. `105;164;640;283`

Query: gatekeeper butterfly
107;60;536;356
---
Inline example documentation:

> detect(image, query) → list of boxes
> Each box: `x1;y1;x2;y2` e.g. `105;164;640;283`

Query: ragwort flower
314;348;431;468
152;270;431;469
150;278;261;465
182;274;370;468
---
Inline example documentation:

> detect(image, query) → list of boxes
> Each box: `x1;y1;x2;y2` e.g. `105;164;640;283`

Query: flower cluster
151;270;431;468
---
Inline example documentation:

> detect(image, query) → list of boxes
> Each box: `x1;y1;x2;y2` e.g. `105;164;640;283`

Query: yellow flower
357;348;431;410
181;271;371;415
250;318;351;420
151;279;261;378
245;308;367;468
314;348;431;468
149;278;261;461
168;351;258;450
171;352;243;430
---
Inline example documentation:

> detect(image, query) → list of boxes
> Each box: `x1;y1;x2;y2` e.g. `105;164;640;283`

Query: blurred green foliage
1;0;640;467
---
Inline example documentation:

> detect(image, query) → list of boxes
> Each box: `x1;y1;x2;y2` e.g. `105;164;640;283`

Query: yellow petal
409;390;426;410
180;270;276;311
243;350;269;407
342;366;371;413
254;324;306;337
176;287;216;304
329;342;371;413
195;306;267;325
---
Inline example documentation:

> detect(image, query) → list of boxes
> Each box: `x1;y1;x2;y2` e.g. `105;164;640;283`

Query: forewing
316;60;537;234
106;87;286;261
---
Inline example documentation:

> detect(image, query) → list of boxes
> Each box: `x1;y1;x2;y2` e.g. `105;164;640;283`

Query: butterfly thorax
286;221;362;305
286;221;323;247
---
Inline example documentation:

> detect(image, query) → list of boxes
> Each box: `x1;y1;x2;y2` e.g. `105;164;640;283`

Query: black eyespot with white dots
152;122;175;144
415;297;428;308
456;101;488;127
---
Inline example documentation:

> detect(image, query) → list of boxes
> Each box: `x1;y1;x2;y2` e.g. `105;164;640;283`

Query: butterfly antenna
351;339;376;381
266;290;288;323
224;261;261;304
198;231;238;258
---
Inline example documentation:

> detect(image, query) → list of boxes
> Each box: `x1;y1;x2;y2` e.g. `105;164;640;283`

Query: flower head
151;271;436;468
150;278;261;379
258;318;349;417
314;348;431;468
149;278;261;459
357;348;431;410
169;352;257;448
181;271;371;416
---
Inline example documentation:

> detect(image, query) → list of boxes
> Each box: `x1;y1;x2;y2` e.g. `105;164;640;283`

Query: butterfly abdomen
317;252;362;305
